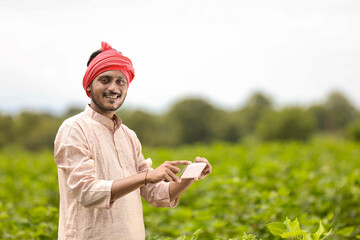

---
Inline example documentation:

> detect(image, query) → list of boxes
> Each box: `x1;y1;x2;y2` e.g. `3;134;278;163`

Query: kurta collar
85;105;122;131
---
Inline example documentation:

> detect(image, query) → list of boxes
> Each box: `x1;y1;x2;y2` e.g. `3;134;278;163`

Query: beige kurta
54;105;178;240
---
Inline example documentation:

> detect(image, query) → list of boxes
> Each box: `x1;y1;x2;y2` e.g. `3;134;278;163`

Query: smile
104;93;121;99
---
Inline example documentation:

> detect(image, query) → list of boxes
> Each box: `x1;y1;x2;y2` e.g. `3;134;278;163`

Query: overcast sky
1;0;360;114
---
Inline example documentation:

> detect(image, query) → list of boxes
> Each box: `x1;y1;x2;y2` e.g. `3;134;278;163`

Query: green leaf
241;232;260;240
320;229;332;240
303;234;313;240
313;221;325;240
191;227;203;239
336;226;354;237
326;212;334;222
266;222;288;236
283;217;301;232
176;236;186;240
193;228;203;235
280;230;309;238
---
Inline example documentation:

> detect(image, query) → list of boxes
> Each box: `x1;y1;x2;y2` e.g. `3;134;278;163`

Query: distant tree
166;98;218;144
13;112;61;150
308;105;326;131
347;115;360;141
213;110;240;142
0;115;15;147
245;92;273;109
25;117;61;150
14;112;43;136
120;101;235;146
233;92;273;137
323;91;357;130
256;107;316;141
152;114;183;146
121;110;163;146
64;106;84;118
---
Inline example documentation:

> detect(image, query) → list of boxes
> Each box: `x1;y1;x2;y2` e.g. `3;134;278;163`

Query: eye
99;77;110;83
117;79;127;86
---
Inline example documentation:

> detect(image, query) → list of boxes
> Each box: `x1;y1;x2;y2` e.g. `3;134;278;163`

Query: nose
107;81;118;92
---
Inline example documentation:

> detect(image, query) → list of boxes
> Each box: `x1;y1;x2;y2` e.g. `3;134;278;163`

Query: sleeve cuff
80;179;114;209
160;181;179;208
104;180;114;209
167;182;179;208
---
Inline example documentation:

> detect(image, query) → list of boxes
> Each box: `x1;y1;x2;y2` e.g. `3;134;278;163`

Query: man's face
88;70;128;115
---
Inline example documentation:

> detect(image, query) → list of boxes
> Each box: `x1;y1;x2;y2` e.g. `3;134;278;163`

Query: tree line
0;91;359;150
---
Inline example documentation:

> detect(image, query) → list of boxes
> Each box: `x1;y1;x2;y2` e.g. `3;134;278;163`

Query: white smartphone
179;162;207;179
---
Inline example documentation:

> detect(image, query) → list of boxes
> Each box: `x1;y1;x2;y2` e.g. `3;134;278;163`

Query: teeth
105;95;118;99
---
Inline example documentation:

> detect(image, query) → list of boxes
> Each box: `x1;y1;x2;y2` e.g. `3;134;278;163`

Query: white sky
0;0;360;114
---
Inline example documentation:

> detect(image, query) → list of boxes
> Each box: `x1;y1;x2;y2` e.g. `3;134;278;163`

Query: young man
54;42;211;240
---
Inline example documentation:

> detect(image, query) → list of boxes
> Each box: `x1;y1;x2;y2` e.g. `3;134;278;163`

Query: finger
163;173;172;182
166;169;181;183
202;168;210;175
199;169;210;179
201;158;211;168
204;163;212;174
201;162;212;176
169;160;192;166
204;163;212;173
194;157;207;163
167;165;181;174
195;157;210;168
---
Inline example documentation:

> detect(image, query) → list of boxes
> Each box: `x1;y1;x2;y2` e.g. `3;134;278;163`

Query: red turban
82;42;135;97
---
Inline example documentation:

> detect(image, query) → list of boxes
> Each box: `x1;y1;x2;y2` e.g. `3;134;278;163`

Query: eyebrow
98;74;125;80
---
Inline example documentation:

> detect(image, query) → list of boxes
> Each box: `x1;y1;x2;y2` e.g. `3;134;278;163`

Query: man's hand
194;156;212;180
168;156;211;201
147;160;191;184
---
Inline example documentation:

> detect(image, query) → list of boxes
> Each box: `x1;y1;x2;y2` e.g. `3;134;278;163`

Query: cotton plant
240;232;262;240
266;217;332;240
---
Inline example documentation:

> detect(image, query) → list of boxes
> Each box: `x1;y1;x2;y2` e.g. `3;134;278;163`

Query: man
54;42;212;240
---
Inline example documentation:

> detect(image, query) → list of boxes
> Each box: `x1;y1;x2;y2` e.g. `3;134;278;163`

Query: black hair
86;49;122;66
87;50;102;66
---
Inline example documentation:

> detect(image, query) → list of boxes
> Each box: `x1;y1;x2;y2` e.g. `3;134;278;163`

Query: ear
87;85;91;91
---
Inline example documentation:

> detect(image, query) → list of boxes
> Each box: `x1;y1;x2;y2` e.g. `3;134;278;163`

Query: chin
91;93;126;113
106;102;124;111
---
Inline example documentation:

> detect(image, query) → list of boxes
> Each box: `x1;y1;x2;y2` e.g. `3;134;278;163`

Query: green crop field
0;138;359;239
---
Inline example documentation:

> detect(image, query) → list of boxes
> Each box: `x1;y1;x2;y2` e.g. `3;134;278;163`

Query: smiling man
54;42;212;240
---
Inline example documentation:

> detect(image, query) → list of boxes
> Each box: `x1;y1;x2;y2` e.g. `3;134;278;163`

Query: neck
89;102;115;119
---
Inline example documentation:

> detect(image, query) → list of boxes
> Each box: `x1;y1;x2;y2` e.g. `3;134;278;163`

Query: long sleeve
54;122;113;209
139;160;179;208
